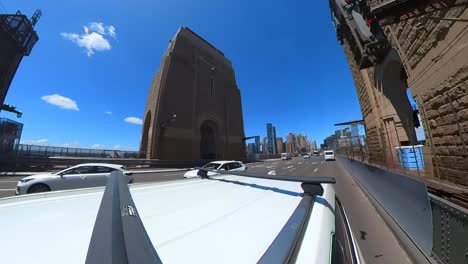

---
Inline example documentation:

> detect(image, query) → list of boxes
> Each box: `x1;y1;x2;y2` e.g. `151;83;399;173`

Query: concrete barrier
338;156;434;262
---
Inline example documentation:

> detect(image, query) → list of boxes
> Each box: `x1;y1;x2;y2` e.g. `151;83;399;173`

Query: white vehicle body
281;152;292;160
0;174;364;264
324;150;336;161
15;163;133;195
183;160;246;178
313;150;320;156
303;154;310;159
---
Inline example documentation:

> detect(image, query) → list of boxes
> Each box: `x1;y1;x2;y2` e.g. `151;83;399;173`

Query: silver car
184;160;247;178
16;163;133;195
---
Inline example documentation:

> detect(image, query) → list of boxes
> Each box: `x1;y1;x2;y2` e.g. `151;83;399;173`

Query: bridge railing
429;194;468;264
16;144;140;159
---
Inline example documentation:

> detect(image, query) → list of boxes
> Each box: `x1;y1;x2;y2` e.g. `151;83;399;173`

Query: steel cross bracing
328;0;468;69
372;0;468;25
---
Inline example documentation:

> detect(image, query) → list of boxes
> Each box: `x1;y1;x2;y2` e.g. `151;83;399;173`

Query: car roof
71;163;124;169
208;160;242;165
0;176;335;263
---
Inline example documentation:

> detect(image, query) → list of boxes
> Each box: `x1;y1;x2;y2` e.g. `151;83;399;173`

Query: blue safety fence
396;145;425;170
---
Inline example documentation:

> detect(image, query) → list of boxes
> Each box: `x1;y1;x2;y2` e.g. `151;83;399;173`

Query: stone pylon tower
140;27;246;160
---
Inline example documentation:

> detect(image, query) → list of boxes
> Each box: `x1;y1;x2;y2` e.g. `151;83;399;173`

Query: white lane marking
314;168;318;172
0;180;19;183
287;166;294;169
321;161;324;164
312;162;318;164
298;162;303;165
289;168;296;171
266;166;275;169
0;189;15;191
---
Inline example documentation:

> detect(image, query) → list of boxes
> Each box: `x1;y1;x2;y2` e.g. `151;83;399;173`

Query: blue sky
1;0;365;150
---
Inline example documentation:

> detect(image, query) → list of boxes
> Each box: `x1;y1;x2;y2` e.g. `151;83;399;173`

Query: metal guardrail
338;156;434;261
339;156;468;264
0;155;210;171
429;194;468;264
16;144;140;159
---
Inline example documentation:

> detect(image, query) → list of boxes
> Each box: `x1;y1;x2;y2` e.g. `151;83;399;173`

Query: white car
184;160;247;178
0;170;364;264
324;150;336;161
16;163;133;195
281;153;292;160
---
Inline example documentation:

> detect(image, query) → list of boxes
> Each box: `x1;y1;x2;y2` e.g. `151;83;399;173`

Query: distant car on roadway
324;150;336;161
184;160;247;178
16;163;133;195
313;150;319;156
303;154;310;159
281;153;292;160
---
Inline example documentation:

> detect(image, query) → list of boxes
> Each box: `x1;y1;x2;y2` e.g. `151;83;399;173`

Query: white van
324;150;335;161
281;153;292;160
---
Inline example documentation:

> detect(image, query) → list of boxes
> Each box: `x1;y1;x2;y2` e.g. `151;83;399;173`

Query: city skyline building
309;140;317;151
266;123;277;154
286;133;296;154
246;143;256;155
254;136;260;153
261;137;267;154
273;126;277;154
350;125;360;144
286;141;293;154
276;137;284;154
296;134;308;153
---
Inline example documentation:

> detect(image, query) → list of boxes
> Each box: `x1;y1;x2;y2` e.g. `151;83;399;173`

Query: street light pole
161;114;177;129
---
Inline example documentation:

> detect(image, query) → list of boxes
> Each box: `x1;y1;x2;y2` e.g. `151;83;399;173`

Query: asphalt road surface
0;169;185;198
0;156;411;263
247;156;411;264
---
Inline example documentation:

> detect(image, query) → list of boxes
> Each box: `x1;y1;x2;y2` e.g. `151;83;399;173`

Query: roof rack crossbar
85;171;162;264
258;195;314;263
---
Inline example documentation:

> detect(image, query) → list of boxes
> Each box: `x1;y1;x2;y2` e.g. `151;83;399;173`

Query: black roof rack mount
85;171;162;264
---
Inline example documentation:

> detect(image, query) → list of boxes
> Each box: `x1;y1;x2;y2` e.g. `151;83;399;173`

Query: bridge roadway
0;156;411;263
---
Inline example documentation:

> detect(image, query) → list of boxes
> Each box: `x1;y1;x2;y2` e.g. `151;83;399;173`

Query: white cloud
90;144;122;150
88;22;116;38
21;139;48;145
61;22;116;56
41;94;79;111
58;142;82;148
107;25;116;38
104;111;112;115
88;22;105;35
61;32;111;56
124;117;143;125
